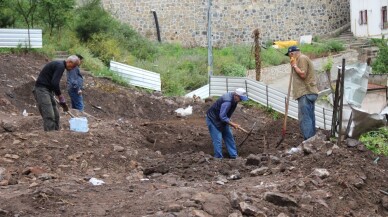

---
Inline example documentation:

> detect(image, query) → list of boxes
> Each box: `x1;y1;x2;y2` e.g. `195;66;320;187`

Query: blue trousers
206;116;237;159
68;89;84;112
297;94;318;140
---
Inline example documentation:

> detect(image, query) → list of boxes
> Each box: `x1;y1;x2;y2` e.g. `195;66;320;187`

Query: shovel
54;97;76;118
276;69;293;147
238;122;257;147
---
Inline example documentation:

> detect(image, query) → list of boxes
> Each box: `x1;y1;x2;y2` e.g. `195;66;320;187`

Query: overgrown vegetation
370;38;388;74
1;0;345;96
359;127;388;156
242;100;280;120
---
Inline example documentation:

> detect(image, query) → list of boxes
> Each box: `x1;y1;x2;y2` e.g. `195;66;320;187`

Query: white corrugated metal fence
109;61;161;91
0;29;42;48
188;76;332;130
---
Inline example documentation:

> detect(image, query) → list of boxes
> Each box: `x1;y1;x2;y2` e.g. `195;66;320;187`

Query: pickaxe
238;122;257;147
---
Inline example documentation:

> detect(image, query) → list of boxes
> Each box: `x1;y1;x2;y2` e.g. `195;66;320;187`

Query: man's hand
58;95;66;104
78;89;82;95
58;95;69;112
290;57;297;68
60;103;69;112
229;122;240;129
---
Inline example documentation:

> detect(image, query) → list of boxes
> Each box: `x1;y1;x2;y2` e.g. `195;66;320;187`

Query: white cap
235;88;248;101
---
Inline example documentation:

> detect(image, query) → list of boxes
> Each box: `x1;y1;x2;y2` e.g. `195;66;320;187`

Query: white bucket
69;117;89;132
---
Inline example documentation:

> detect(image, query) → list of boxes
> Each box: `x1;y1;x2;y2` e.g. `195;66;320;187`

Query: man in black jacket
33;55;79;131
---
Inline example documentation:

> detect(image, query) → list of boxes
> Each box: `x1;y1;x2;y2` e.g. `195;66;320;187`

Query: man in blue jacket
33;55;79;131
67;54;84;112
206;88;248;159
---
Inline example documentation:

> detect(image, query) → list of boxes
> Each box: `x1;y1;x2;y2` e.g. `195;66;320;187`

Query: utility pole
252;29;261;81
207;0;213;77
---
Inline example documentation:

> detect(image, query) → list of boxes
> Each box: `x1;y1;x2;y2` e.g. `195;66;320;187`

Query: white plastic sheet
343;63;369;107
175;106;193;117
89;177;105;186
347;106;387;139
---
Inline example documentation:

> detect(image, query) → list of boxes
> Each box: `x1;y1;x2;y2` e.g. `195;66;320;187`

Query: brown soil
0;53;387;217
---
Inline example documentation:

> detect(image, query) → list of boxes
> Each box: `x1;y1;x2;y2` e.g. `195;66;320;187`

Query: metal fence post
266;85;269;108
245;80;248;97
226;77;229;92
208;76;211;97
323;108;326;130
338;58;346;146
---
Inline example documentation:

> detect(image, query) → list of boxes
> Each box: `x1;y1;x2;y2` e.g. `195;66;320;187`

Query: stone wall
101;0;350;47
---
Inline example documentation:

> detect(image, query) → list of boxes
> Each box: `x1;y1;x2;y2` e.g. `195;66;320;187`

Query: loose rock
264;192;298;207
239;202;266;216
191;209;212;217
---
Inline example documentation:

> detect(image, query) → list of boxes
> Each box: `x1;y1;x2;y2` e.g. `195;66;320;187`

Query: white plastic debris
89;177;105;186
175;105;193;117
22;109;28;117
287;147;301;154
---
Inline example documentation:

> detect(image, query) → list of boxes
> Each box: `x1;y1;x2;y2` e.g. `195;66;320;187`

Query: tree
14;0;39;29
37;0;75;36
13;0;40;48
0;0;16;27
74;0;114;41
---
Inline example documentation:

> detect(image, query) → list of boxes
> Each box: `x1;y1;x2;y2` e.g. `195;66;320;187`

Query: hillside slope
0;53;387;217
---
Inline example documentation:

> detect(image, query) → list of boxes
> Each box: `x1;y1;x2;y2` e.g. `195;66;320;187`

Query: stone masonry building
101;0;350;47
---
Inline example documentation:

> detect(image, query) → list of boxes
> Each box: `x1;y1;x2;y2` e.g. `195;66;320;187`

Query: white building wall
351;0;388;37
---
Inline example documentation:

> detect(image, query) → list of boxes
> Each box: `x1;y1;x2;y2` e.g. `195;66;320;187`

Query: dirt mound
0;53;387;217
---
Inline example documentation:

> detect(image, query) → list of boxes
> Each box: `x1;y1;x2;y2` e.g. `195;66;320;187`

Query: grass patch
242;100;280;120
359;127;388;156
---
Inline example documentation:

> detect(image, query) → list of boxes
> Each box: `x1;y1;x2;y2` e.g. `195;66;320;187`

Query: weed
359;127;388;156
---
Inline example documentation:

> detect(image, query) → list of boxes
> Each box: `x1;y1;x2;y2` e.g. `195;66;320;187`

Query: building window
359;10;368;25
382;6;388;29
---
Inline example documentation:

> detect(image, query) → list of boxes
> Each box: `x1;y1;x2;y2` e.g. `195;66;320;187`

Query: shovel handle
237;126;249;134
282;69;293;135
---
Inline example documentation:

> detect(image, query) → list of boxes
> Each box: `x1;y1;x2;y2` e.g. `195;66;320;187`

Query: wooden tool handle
238;126;249;134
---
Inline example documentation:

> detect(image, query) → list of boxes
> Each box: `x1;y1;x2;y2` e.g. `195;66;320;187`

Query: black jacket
35;61;66;96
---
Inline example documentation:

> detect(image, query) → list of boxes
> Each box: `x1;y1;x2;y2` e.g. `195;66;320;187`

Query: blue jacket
206;92;237;131
67;67;83;92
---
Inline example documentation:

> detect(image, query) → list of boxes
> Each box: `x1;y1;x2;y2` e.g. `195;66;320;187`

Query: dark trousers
33;86;60;131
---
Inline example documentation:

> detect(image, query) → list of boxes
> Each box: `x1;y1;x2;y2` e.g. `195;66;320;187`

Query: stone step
337;33;353;36
53;51;69;61
349;43;372;49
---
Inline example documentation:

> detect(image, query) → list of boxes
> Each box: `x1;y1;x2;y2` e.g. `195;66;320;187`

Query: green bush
0;7;15;27
74;0;114;42
157;68;186;96
110;22;158;61
324;39;345;52
43;30;80;51
232;46;255;69
69;46;105;72
371;38;388;74
360;127;388;156
87;34;123;65
300;43;326;56
261;47;288;66
220;63;246;77
299;40;345;57
135;53;207;93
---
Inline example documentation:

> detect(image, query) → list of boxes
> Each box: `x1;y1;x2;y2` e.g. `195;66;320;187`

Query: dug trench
0;53;387;217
